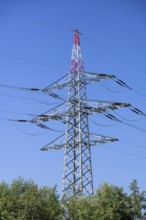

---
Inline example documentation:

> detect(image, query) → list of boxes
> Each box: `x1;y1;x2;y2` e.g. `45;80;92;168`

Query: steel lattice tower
62;30;93;197
14;29;145;199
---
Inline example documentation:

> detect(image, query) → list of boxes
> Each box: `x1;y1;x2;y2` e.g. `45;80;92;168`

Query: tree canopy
0;177;145;220
0;177;63;220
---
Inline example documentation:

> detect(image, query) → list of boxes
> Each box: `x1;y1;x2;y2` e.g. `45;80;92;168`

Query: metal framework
62;30;94;196
13;29;146;199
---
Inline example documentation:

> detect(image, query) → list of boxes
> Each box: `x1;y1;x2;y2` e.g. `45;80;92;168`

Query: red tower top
70;29;84;73
74;29;80;46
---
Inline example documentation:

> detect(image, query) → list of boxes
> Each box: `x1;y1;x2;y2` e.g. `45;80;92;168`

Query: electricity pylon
35;30;122;197
13;29;145;198
62;30;94;196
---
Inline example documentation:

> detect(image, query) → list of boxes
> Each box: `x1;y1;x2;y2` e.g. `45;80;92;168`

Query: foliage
93;183;133;220
0;178;146;220
129;179;146;220
0;177;63;220
64;183;133;220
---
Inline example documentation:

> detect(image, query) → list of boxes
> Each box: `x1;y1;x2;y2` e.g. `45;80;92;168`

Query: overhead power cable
0;54;68;70
0;12;146;83
89;118;118;127
9;118;62;133
122;121;146;133
102;145;146;160
90;114;146;151
0;109;36;116
105;113;146;133
99;81;126;93
0;117;55;136
1;109;146;158
120;139;146;151
1;11;145;78
114;111;144;122
0;92;58;105
22;90;58;105
81;33;146;76
9;120;49;136
132;89;146;98
90;129;146;158
1;10;145;78
0;82;66;102
0;67;146;100
0;92;35;101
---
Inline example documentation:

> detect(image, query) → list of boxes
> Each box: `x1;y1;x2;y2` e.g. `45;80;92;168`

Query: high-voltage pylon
62;30;94;196
12;29;146;198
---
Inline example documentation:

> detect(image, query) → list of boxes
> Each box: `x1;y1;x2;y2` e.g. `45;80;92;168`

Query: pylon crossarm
81;101;130;115
43;80;69;92
11;102;67;130
84;72;115;84
43;82;68;92
24;73;68;93
29;101;67;121
64;127;118;146
40;133;118;151
88;132;118;144
29;103;145;125
19;87;64;100
31;113;65;123
12;102;67;128
41;144;65;151
40;134;65;151
79;101;144;122
90;137;118;145
41;140;83;151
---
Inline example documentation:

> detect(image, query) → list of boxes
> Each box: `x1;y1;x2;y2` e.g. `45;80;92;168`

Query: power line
0;92;34;101
120;139;146;151
132;89;146;98
0;109;35;116
89;118;118;127
9;120;49;136
102;145;146;160
1;110;146;154
22;91;59;105
0;115;63;134
1;11;146;77
103;112;146;133
0;117;48;136
0;54;68;70
1;70;146;102
1;107;146;152
99;81;126;93
114;111;144;122
0;82;66;102
0;91;59;106
121;120;146;133
91;117;146;151
81;33;146;76
1;11;146;79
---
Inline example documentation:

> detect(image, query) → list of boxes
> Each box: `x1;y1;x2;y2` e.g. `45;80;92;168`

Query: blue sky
0;0;146;195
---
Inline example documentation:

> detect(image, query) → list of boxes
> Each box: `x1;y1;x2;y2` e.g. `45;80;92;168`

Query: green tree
129;179;146;220
93;183;133;220
64;195;94;220
64;183;133;220
0;181;14;220
0;177;63;220
1;178;146;219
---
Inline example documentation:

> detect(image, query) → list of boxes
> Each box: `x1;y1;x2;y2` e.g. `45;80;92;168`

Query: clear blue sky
0;0;146;195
